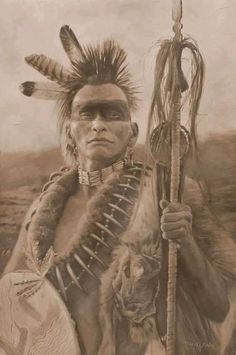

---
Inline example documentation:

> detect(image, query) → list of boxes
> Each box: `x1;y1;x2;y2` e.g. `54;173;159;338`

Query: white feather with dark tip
60;25;84;65
19;81;66;100
25;54;72;84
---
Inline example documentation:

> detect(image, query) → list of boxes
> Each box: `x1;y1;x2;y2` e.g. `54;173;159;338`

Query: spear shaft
148;0;204;353
166;1;183;354
166;95;181;355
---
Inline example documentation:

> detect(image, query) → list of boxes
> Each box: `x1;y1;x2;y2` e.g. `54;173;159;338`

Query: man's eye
106;110;122;120
79;111;94;120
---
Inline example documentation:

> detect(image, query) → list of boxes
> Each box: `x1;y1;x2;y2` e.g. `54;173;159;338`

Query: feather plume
19;81;66;100
25;54;72;84
60;25;84;64
58;39;139;135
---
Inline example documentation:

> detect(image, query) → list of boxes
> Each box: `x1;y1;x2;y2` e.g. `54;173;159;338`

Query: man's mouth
88;138;112;144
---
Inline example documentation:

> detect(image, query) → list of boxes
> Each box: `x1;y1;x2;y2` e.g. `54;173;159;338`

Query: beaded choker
78;158;128;186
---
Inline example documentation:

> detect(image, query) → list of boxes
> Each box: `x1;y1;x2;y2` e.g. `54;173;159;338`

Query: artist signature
183;340;215;353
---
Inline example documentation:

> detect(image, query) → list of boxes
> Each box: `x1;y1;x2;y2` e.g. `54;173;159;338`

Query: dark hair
21;26;138;165
58;39;138;133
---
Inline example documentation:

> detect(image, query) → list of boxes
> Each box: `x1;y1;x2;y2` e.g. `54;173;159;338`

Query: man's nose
91;114;107;133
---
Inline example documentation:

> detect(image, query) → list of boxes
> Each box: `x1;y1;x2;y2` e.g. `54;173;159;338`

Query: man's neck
77;155;128;187
78;156;124;171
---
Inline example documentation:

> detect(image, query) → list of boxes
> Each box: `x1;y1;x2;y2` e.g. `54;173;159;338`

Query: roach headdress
19;25;138;130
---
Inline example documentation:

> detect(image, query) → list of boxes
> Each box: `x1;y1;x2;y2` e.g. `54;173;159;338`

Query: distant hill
0;135;236;273
0;144;147;271
0;148;63;191
0;148;63;271
0;144;148;191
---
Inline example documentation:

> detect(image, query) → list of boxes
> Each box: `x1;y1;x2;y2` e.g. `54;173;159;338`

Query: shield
0;271;81;355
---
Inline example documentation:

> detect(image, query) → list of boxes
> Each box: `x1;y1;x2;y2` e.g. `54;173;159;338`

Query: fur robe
99;168;236;355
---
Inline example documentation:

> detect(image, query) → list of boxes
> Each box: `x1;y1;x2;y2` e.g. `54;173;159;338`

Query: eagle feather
25;54;72;84
19;81;66;100
60;25;84;65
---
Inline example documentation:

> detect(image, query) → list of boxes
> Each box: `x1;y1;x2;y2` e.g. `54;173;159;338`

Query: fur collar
24;164;144;286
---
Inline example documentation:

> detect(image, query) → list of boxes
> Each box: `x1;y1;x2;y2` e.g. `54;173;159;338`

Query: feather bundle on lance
147;37;205;176
19;25;138;132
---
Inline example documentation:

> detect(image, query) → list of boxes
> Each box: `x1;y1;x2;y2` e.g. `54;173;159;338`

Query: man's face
70;84;137;167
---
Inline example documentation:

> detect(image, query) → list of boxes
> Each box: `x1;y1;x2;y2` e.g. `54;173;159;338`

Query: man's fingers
162;228;186;241
160;200;169;210
162;202;191;213
161;220;189;232
161;211;192;224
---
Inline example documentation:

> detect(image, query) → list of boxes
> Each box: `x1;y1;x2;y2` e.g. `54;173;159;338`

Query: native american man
1;26;236;355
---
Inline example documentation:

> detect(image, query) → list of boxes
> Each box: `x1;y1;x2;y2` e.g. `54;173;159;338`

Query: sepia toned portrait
1;0;236;354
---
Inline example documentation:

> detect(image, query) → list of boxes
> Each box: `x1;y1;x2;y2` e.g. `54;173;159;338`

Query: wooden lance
147;0;205;353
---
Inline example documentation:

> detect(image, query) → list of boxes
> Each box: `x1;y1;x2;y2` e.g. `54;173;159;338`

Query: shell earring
125;145;134;165
65;123;79;162
72;144;78;159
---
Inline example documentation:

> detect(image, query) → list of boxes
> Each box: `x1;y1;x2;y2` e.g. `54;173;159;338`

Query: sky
0;0;236;152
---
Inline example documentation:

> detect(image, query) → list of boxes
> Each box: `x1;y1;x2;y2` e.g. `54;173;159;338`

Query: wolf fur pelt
98;133;236;355
185;133;236;355
187;133;236;242
189;133;236;355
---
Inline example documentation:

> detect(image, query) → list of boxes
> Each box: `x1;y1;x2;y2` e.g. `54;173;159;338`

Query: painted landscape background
1;0;236;273
1;132;236;274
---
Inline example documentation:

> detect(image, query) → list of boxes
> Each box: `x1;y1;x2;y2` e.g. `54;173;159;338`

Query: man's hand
160;200;193;247
160;200;229;322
